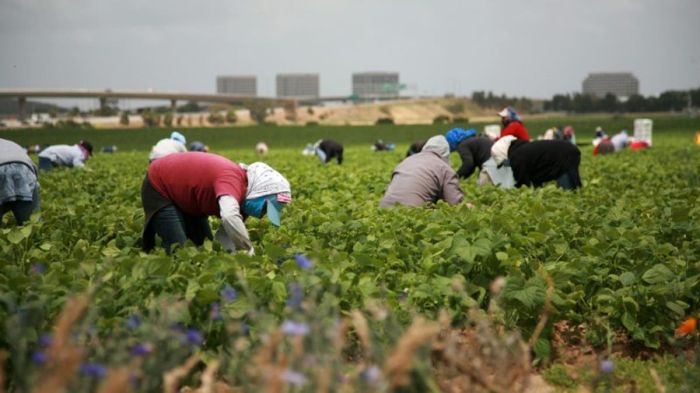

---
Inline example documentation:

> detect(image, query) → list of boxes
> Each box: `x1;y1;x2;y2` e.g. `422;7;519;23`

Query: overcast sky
1;0;699;103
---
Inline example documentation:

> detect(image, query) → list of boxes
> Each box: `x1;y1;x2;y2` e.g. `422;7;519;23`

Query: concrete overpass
0;88;352;119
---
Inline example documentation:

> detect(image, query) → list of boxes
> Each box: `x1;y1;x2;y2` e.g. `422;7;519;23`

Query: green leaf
641;264;674;284
619;272;636;286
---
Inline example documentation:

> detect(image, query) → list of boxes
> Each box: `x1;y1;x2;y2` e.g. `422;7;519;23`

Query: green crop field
1;117;699;392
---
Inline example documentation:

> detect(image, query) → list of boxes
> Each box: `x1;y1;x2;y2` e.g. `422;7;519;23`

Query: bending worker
380;135;464;208
1;138;40;225
141;152;292;254
37;140;93;171
149;131;187;161
445;128;492;179
314;139;344;165
498;107;530;141
492;136;582;190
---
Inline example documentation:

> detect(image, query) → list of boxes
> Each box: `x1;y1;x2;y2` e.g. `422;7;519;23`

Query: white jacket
38;145;87;167
149;139;187;161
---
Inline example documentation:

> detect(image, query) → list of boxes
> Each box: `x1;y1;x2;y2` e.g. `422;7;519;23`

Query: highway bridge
0;88;352;119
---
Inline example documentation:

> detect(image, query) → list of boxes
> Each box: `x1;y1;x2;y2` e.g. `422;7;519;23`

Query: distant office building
582;72;639;98
276;74;320;99
216;75;257;96
352;72;400;98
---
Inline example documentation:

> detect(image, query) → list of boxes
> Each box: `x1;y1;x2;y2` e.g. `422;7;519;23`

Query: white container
633;118;653;146
484;124;501;141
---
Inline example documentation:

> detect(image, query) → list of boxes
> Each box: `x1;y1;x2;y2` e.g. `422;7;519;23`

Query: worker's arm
456;144;475;179
442;170;465;206
217;195;254;255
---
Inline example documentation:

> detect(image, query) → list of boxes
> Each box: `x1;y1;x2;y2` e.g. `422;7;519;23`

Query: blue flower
220;285;237;303
31;263;46;275
185;329;204;346
281;369;308;387
31;351;47;365
600;359;614;373
286;283;303;309
38;334;53;347
361;365;381;384
129;343;153;356
294;254;313;270
125;315;140;330
210;302;221;321
80;363;107;378
281;320;310;336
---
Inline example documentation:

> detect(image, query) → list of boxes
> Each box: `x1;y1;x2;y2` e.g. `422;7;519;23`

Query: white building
352;72;400;99
582;73;639;99
216;75;257;96
276;74;320;99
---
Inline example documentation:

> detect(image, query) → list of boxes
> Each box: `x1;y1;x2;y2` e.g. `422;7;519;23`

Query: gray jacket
380;149;464;208
0;138;36;173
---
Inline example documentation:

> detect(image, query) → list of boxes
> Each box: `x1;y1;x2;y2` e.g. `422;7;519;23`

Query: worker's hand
465;202;475;209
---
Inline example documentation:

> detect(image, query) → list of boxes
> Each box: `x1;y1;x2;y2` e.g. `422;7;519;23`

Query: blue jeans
0;187;40;225
145;204;212;253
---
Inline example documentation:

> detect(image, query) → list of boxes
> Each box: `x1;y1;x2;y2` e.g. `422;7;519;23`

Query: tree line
543;88;700;113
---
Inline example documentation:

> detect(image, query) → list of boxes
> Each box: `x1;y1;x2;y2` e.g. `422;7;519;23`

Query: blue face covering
243;196;267;218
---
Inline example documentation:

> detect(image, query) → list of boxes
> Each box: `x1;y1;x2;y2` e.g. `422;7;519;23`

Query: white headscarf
421;135;450;163
243;162;292;200
491;135;517;166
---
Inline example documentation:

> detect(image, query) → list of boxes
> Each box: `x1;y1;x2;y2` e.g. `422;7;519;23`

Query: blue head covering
445;127;477;152
498;107;521;122
170;131;186;145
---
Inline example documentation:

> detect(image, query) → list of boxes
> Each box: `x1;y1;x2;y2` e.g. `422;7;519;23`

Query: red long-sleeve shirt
500;121;530;141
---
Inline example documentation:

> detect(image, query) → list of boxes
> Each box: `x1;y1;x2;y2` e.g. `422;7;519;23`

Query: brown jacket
380;151;464;208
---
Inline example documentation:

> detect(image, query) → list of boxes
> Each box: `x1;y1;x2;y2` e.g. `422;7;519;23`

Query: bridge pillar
18;96;27;121
99;97;107;111
170;99;177;112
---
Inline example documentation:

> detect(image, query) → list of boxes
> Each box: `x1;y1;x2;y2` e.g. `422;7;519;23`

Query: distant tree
433;115;451;125
163;112;174;127
119;111;130;126
69;106;80;118
376;117;394;125
246;101;270;124
48;108;58;119
225;110;238;124
177;101;202;113
444;101;465;115
307;106;315;115
208;111;225;125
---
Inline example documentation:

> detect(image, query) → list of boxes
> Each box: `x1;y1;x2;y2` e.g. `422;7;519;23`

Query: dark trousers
144;204;212;253
556;169;582;190
0;188;40;225
38;157;54;171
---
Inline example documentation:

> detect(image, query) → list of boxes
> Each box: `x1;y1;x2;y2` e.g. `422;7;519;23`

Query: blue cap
445;127;476;151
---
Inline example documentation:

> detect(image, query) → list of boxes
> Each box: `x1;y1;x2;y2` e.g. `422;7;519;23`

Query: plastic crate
633;118;653;146
484;124;501;140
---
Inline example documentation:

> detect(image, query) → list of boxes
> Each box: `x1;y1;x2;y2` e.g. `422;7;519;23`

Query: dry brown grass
162;354;200;393
383;317;440;388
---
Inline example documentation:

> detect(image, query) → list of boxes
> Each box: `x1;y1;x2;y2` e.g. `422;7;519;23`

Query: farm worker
37;140;93;171
446;128;492;179
189;141;209;152
372;139;395;152
149;131;187;161
0;138;40;225
498;107;530;141
491;136;582;190
141;152;292;254
380;135;464;208
406;140;426;157
315;139;344;164
593;138;615;155
255;142;269;156
563;125;576;144
610;130;630;151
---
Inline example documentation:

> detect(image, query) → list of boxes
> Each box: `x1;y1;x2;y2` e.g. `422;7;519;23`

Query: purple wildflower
31;263;46;275
31;351;47;365
294;254;313;270
129;343;153;356
600;359;614;373
220;285;237;303
286;283;303;309
241;323;250;335
125;315;140;330
38;334;53;348
281;320;310;336
361;365;381;383
186;329;204;346
210;302;221;321
281;369;308;387
80;363;107;378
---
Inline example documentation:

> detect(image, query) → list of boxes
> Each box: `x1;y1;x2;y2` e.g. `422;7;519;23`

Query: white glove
218;196;254;254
